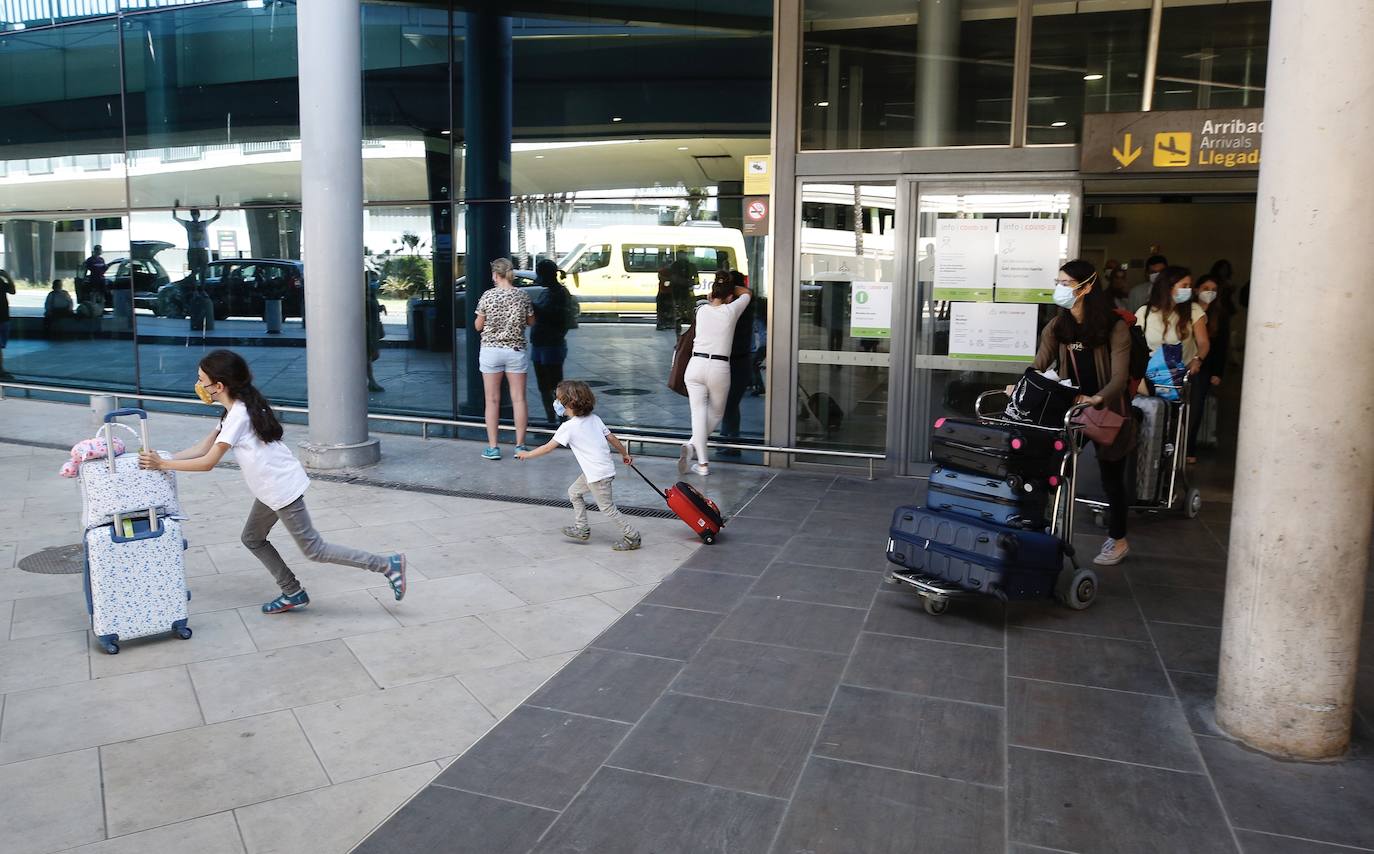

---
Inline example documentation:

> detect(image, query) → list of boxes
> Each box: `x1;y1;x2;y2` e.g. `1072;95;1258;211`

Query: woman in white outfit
679;271;751;476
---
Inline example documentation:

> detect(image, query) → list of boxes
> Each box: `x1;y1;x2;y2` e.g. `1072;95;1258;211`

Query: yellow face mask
194;381;215;405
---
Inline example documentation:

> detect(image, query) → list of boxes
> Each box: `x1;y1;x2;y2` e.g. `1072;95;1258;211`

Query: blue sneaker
514;444;531;453
384;554;407;601
263;589;310;614
481;446;501;461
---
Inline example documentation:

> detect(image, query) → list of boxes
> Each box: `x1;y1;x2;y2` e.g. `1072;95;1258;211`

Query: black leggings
533;360;564;422
1097;453;1131;540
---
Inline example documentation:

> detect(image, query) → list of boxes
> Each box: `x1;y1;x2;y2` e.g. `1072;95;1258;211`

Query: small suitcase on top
84;512;192;654
925;465;1050;529
886;505;1064;601
630;464;725;544
930;417;1066;482
79;408;180;529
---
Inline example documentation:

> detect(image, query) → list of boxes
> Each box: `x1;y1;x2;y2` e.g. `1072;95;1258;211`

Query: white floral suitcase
83;514;192;654
79;408;180;529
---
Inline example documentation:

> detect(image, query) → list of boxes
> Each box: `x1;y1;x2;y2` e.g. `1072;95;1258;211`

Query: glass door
795;182;900;461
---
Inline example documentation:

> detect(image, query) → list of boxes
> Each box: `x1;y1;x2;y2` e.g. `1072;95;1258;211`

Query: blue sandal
384;554;407;601
263;589;310;614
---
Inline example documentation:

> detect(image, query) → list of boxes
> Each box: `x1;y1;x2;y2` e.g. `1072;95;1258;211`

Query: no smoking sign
742;195;769;236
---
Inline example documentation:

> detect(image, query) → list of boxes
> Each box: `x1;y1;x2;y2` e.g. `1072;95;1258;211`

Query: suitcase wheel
1184;488;1202;519
175;626;193;640
922;596;949;616
1056;568;1098;611
699;531;716;545
100;640;119;655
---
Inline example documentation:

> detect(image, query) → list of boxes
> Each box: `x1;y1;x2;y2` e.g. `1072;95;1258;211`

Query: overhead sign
742;195;769;236
850;281;891;338
1081;108;1263;173
743;155;771;195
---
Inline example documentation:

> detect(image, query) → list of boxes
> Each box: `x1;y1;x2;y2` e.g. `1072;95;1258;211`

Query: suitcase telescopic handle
101;410;156;528
627;462;667;500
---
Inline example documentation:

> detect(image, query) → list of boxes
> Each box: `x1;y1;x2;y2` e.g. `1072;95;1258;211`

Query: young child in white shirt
515;380;642;551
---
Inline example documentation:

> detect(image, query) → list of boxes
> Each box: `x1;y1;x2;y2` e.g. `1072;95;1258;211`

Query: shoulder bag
667;321;696;397
1068;347;1126;446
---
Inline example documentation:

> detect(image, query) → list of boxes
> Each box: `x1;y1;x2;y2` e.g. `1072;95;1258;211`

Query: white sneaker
1093;537;1130;566
691;463;709;477
677;444;692;476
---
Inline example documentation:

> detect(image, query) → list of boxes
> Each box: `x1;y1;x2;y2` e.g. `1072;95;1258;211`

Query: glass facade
1154;0;1269;112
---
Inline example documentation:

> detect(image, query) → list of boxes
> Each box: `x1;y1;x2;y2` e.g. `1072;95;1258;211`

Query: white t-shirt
692;293;752;358
553;413;617;483
215;401;311;511
1137;303;1207;364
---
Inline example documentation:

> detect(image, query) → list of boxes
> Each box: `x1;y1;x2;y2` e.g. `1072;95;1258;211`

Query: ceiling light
611;116;623;122
440;130;450;135
535;155;544;159
676;146;689;151
1083;73;1104;81
1051;121;1068;128
814;101;830;107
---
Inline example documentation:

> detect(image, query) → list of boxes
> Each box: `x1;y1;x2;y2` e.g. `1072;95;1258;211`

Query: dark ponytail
199;349;284;443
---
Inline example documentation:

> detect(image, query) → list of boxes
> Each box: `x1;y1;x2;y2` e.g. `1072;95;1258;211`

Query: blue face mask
1052;283;1078;309
1173;288;1192;304
553;399;567;418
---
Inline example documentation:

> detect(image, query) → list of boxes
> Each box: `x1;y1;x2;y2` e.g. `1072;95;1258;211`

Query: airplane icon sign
1153;132;1192;167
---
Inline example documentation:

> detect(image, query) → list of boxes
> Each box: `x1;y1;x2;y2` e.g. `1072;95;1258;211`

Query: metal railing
0;381;886;477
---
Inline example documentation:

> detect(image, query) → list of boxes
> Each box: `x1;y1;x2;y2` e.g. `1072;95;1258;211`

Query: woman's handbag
1068;349;1126;446
1005;367;1078;427
667;322;696;397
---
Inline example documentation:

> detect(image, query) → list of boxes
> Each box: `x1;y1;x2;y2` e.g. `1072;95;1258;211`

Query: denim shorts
479;345;528;374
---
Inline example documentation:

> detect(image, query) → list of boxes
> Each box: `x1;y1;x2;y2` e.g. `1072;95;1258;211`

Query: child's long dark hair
200;349;284;443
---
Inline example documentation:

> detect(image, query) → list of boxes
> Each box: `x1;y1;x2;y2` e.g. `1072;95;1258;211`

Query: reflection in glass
1154;1;1268;111
1028;3;1149;144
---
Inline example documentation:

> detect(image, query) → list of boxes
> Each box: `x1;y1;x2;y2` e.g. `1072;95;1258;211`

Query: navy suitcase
885;505;1064;600
926;466;1049;529
930;417;1065;481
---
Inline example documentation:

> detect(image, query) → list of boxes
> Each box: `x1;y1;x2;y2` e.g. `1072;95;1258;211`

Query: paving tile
0;598;12;641
799;509;890;545
527;647;682;722
1125;556;1228;592
609;692;819;798
294;677;494;783
734;493;819;521
760;474;835;497
865;589;1006;649
1007;627;1173;696
1127;524;1227;561
90;609;257;678
0;666;203;764
404;537;532;578
189;640;380;722
368;572;526;625
437;706;628;809
642;569;755;613
478;595;621;659
484;557;636;605
716;597;866;655
459;653;574;719
595;583;655;613
772;756;1004;854
353;784;556;854
844;632;1005;707
101;709;329;837
1007;678;1202;772
670;638;847;716
1171;670;1225;736
1133;582;1227;627
1151;621;1222;675
187;570;282;614
1008;746;1236;854
778;536;889;572
1005;591;1151;642
751;561;882;610
0;629;88;693
8;590;91;639
816;685;1003;786
344;615;526;689
1198;733;1374;851
583;540;699;586
236;763;436;854
590;603;724;660
679;542;779;576
237;589;402;651
531;767;785;854
1233;829;1366;854
64;812;245;854
0;748;105;854
719;517;805;546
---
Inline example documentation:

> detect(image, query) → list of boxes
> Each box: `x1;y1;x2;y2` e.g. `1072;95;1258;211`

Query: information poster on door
932;219;996;302
849;281;892;338
948;301;1039;361
994;218;1063;304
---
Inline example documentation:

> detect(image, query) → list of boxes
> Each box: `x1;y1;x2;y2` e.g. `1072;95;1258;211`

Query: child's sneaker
262;589;310;614
481;446;501;461
561;526;591;543
384;554;407;601
613;533;643;552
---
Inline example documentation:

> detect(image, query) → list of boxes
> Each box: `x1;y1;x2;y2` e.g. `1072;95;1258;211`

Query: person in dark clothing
530;259;575;423
80;246;108;305
1032;259;1137;567
668;253;698;335
1187;274;1231;461
0;269;14;378
717;270;755;455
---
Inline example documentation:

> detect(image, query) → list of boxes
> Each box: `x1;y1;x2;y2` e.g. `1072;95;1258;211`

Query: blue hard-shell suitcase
926;466;1049;529
885;505;1064;600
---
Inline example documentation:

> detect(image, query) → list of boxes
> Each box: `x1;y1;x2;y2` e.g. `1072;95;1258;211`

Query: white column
1215;0;1374;760
296;0;378;468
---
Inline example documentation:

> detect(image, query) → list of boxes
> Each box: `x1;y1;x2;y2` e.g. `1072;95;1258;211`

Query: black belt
692;352;729;362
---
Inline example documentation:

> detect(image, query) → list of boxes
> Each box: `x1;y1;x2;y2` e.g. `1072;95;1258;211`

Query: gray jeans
241;496;389;595
569;474;638;539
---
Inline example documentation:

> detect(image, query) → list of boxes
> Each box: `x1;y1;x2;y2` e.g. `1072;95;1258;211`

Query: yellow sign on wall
743;155;771;195
1152;132;1192;167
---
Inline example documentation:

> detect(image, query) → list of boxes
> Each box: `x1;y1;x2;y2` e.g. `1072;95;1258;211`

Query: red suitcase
630;464;725;544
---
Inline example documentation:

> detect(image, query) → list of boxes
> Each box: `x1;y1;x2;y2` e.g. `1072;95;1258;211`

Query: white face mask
1052;283;1078;309
1173;288;1193;304
1149;271;1161;284
1198;291;1217;305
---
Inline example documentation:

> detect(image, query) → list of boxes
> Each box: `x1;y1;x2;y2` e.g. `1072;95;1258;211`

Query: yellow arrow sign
1112;133;1143;167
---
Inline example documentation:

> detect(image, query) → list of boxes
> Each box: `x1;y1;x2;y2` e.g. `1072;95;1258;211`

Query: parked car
156;259;304;320
106;241;174;313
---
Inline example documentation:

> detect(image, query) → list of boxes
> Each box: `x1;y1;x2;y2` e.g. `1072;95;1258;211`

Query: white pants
685;356;730;465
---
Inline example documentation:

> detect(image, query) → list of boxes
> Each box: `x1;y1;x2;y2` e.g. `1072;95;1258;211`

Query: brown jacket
1033;317;1137;461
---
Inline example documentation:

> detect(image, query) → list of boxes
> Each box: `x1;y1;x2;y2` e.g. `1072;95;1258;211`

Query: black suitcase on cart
930;417;1065;482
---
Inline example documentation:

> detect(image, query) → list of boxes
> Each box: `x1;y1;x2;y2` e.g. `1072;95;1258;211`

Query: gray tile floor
358;474;1374;854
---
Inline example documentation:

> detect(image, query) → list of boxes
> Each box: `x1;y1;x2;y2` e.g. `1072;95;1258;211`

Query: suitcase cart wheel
1184;488;1203;519
699;531;716;545
1055;568;1098;611
97;634;120;655
921;595;950;616
175;626;193;640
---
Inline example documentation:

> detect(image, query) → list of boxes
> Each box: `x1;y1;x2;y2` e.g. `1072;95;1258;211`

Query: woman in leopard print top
474;257;534;459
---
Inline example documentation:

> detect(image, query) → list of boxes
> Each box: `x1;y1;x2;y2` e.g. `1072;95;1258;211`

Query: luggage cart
886;392;1099;614
1077;377;1203;527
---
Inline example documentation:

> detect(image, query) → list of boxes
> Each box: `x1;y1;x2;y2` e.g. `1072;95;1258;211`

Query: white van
559;224;749;315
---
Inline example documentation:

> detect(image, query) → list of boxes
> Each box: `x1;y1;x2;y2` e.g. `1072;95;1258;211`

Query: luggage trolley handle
101;408;156;529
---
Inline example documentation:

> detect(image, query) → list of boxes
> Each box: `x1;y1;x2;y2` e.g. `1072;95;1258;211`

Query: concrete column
916;0;960;147
1214;0;1374;760
296;0;378;468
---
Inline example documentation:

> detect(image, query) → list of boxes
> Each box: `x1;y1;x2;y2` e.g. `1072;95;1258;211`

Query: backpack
1114;308;1150;396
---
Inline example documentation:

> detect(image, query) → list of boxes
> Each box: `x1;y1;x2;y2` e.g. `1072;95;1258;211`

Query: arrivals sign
1081;108;1263;173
